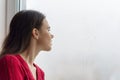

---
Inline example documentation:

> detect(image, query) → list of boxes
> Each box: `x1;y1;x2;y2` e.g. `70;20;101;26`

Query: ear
32;28;41;39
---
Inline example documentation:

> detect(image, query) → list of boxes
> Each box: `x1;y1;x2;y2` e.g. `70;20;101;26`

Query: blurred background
1;0;120;80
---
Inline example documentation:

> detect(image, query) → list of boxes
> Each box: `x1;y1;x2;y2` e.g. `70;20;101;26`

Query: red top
0;54;44;80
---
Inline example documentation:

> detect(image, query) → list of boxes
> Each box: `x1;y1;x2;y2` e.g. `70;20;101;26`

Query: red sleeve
0;55;23;80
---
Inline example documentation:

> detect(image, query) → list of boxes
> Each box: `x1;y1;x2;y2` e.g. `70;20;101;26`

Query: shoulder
0;54;19;61
0;54;24;80
0;54;21;66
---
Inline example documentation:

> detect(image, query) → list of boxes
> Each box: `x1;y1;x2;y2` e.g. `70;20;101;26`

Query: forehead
42;19;49;27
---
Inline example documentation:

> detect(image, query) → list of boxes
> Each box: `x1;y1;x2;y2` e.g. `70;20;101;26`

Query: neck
19;39;40;66
19;50;37;66
20;39;40;66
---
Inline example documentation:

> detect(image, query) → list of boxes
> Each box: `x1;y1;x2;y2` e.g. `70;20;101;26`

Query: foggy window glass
26;0;120;80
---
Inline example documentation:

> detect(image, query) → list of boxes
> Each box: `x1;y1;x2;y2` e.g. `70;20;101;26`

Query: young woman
0;10;54;80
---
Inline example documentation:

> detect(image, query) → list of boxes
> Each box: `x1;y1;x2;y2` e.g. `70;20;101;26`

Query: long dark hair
0;10;45;56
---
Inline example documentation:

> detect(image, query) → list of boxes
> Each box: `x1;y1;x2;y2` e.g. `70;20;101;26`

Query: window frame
6;0;26;34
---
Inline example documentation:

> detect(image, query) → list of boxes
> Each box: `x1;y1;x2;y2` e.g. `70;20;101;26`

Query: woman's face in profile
38;19;54;51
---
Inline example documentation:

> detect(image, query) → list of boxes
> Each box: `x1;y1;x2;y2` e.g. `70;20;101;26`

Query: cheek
39;32;51;45
39;34;51;51
43;33;51;43
43;31;51;39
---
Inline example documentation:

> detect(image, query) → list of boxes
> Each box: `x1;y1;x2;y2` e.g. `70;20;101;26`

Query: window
6;0;26;33
0;0;21;47
21;0;120;80
0;0;6;48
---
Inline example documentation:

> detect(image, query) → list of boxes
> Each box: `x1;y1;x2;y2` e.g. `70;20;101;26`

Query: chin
43;46;52;51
